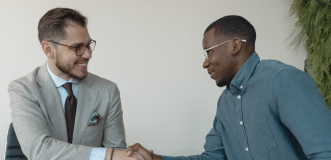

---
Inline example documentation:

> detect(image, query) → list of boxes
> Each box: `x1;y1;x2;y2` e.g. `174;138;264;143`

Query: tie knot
62;83;73;95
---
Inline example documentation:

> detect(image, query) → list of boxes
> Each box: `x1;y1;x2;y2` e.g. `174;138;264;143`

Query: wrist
152;153;163;160
105;148;113;160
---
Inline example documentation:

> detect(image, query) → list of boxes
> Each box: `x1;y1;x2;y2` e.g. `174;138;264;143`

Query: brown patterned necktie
62;83;77;143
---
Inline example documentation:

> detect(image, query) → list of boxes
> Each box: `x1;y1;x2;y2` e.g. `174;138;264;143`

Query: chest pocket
80;121;104;146
245;114;278;153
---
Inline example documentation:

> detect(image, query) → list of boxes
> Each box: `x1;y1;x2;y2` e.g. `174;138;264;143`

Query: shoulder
258;60;316;94
85;73;120;93
8;66;42;90
8;66;43;99
86;73;117;87
259;59;296;72
257;59;310;81
264;60;312;82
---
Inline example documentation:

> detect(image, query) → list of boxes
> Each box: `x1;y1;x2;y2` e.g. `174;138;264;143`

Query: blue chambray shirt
46;62;107;160
161;52;331;160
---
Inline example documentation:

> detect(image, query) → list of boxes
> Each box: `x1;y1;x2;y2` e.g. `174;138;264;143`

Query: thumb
126;146;133;156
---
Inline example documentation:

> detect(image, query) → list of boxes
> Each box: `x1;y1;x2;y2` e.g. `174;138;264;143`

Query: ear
231;38;242;56
41;41;55;59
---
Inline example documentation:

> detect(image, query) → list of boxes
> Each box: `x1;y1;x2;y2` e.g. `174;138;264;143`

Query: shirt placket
234;87;254;160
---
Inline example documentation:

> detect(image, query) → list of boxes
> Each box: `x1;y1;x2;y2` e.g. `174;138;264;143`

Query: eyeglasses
48;40;96;56
203;39;246;59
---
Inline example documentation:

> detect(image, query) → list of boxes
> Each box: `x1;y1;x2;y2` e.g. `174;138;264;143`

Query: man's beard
216;77;231;87
55;53;88;80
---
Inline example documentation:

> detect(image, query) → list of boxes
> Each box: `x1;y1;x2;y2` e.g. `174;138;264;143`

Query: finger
126;143;141;156
126;151;132;157
126;146;133;156
136;148;152;160
129;143;145;153
128;143;141;151
137;154;145;160
131;152;145;160
148;150;153;153
127;143;152;160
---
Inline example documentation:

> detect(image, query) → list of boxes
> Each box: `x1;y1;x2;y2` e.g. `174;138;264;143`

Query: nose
81;48;92;59
203;58;210;69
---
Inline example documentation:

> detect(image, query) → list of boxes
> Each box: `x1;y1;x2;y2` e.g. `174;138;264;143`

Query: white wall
0;0;307;158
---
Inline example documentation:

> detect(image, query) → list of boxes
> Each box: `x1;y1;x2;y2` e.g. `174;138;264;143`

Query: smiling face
202;29;239;87
47;22;92;80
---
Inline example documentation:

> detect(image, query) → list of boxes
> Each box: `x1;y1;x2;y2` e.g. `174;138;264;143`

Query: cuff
160;155;176;160
89;147;108;160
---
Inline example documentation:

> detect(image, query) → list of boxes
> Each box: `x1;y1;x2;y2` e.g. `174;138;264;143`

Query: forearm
160;153;226;160
105;148;138;160
308;152;331;160
152;154;163;160
105;148;112;160
11;106;92;159
22;130;92;159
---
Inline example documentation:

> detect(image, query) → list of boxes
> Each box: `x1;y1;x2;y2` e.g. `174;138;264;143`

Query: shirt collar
227;52;260;92
46;61;78;87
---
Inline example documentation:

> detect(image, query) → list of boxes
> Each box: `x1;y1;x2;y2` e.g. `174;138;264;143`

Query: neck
48;59;72;81
232;50;255;78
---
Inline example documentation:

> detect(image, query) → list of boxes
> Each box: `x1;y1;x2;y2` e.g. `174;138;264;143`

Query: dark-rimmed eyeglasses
48;40;96;56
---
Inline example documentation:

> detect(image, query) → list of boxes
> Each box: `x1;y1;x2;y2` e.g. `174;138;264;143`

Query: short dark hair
38;7;88;44
204;15;256;44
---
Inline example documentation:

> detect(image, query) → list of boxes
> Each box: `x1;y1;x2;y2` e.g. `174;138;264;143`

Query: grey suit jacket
8;63;127;160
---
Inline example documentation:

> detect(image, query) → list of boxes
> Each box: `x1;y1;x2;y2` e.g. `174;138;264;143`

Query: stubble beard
55;52;88;80
216;77;231;87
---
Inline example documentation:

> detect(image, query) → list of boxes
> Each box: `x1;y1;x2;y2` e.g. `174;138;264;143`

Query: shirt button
240;121;243;125
240;86;243;89
245;147;249;151
237;95;241;99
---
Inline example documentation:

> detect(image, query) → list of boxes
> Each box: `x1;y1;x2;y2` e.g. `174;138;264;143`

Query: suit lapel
36;64;68;142
72;74;99;144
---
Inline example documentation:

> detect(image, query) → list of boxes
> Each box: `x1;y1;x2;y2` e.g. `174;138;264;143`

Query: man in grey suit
8;8;142;160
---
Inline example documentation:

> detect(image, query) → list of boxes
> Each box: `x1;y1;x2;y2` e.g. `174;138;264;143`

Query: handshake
106;143;162;160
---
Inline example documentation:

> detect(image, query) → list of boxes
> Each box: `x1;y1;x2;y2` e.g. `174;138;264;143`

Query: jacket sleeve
102;82;127;149
8;80;92;160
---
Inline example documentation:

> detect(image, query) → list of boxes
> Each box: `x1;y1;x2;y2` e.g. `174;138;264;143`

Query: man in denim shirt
126;15;331;160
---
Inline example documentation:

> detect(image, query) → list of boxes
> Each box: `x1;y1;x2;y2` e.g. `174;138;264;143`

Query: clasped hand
109;143;161;160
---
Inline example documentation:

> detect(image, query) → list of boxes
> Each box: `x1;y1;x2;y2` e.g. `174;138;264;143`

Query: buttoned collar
227;52;260;93
46;61;79;87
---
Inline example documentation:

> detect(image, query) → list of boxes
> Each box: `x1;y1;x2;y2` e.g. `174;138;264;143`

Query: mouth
75;62;88;69
208;70;215;79
76;63;87;66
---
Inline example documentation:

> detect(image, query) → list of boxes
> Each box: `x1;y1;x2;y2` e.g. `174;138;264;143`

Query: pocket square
87;112;101;126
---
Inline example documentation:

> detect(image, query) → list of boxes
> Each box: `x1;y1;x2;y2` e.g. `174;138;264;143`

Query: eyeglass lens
77;41;96;56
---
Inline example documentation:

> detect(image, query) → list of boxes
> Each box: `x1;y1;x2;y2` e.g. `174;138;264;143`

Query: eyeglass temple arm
205;40;229;51
205;39;246;51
